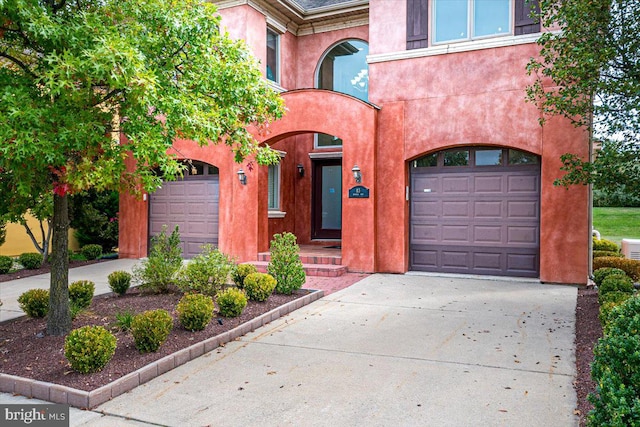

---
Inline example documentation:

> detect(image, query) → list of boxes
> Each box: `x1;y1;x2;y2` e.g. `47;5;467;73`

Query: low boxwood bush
177;245;235;296
216;287;247;317
593;257;640;282
176;293;215;331
243;272;277;302
593;250;623;259
267;232;306;295
593;238;620;253
17;289;49;318
589;296;640;426
0;255;13;274
69;280;95;309
108;270;132;296
598;292;633;327
131;309;174;353
594;267;628;287
599;273;635;298
64;326;117;374
18;252;43;270
232;263;258;288
81;244;103;260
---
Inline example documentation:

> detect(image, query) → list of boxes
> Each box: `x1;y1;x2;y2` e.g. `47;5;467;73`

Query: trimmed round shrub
593;238;620;253
177;245;235;296
64;326;117;374
243;272;277;302
593;257;640;281
17;289;49;318
131;309;174;353
176;293;215;331
108;270;132;296
232;263;258;288
0;255;13;274
18;252;43;270
589;296;640;426
599;273;635;297
216;287;247;317
81;244;103;260
69;280;95;309
593;250;623;259
594;267;627;287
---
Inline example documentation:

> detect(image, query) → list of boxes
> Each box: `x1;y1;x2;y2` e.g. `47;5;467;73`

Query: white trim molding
309;151;343;159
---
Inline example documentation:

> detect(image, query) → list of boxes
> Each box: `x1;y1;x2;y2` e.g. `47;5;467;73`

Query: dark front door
312;160;342;240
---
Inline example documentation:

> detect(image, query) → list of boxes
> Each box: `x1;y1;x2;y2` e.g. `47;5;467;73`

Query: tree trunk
47;193;71;336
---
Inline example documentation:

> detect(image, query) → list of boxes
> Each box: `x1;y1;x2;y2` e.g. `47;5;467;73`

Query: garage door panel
410;150;540;277
149;176;219;258
474;175;503;193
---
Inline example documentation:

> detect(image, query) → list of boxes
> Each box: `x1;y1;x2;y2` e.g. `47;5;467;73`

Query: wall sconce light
352;165;362;183
297;164;305;177
237;169;247;185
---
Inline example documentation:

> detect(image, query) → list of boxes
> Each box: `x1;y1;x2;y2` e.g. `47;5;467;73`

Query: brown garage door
149;162;219;258
410;147;540;277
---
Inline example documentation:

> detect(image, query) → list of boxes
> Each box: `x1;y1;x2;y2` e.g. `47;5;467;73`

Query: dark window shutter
515;0;541;35
407;0;428;49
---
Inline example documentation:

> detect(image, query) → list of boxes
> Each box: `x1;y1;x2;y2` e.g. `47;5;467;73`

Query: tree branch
0;52;37;79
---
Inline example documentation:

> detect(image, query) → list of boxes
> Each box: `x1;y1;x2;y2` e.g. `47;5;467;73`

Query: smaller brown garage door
149;162;219;258
410;147;540;277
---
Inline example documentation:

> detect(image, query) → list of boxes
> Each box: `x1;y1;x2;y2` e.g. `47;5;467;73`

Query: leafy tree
526;0;640;193
69;190;119;251
0;0;284;335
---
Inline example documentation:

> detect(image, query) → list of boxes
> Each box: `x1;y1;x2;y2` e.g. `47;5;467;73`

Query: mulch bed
0;287;304;391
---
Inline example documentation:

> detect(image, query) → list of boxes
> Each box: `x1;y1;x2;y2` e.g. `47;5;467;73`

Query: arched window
317;40;369;103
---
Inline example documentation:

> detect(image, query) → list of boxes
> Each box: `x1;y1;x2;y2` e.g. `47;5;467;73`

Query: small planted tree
133;226;182;294
267;232;305;295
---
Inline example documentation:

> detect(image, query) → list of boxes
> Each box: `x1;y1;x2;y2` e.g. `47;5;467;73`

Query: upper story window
317;40;369;103
266;28;279;83
407;0;540;49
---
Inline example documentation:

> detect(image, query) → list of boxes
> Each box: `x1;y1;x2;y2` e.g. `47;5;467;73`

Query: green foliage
216;288;247;317
131;309;174;353
176;293;215;331
0;0;284;336
593;238;620;253
69;280;95;309
593;250;623;259
64;326;117;374
593;257;640;282
108;271;132;296
177;245;234;296
114;310;135;332
70;190;119;251
594;268;627;287
594;187;640;208
17;289;49;318
232;263;258;288
0;221;6;246
599;292;633;327
589;297;640;426
599;274;635;299
267;233;306;295
243;273;277;302
133;225;183;293
0;255;13;274
18;252;43;270
81;244;103;261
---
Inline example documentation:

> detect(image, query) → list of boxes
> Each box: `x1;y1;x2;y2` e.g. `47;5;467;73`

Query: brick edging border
0;289;324;409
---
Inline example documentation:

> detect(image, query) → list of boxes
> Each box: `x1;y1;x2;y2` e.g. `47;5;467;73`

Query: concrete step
251;260;347;277
257;252;342;266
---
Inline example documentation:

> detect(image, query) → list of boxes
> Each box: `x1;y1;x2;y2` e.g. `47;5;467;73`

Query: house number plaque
348;186;369;198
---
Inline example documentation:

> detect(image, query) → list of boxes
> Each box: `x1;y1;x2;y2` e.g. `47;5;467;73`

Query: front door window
312;160;342;239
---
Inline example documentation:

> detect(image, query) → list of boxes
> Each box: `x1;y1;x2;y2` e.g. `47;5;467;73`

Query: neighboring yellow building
0;214;79;257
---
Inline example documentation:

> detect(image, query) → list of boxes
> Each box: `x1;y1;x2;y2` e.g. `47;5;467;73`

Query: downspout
587;107;594;281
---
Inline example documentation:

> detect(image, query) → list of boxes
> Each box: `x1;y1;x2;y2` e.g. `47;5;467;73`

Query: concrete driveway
51;273;579;427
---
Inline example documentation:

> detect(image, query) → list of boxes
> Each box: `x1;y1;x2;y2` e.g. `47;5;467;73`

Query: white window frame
268;151;286;218
432;0;512;45
266;27;280;84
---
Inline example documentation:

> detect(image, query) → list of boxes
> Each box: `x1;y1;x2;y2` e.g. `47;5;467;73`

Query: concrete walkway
1;270;579;426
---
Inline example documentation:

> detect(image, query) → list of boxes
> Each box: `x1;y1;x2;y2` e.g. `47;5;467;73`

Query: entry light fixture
237;169;247;185
352;165;362;184
297;164;305;177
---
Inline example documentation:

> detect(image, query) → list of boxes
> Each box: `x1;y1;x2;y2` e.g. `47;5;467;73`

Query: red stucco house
119;0;590;284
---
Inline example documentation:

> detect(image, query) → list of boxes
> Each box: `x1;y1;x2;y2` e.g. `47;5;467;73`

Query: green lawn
592;207;640;245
